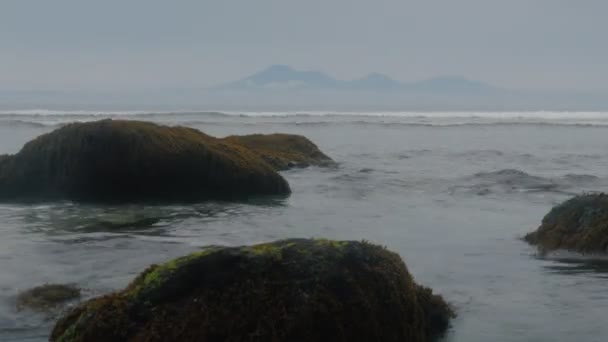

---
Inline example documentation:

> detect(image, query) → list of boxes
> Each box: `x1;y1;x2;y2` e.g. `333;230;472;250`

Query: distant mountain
348;73;403;90
216;64;500;94
218;64;339;90
4;65;608;110
217;64;407;90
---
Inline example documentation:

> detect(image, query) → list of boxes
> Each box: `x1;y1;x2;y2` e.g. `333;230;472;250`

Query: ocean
1;110;608;341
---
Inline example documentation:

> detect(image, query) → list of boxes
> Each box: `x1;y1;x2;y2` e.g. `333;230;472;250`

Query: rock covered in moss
0;120;290;202
0;155;8;174
17;284;81;311
223;134;334;171
51;239;454;342
525;193;608;253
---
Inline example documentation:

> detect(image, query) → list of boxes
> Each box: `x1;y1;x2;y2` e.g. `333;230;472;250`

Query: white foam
1;109;608;126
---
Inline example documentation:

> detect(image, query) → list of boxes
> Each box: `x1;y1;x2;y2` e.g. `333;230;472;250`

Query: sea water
1;110;608;341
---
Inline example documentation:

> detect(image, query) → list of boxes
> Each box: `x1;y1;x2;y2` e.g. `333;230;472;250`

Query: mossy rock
17;284;81;311
51;239;454;342
525;193;608;254
223;134;334;171
0;120;290;202
0;154;8;173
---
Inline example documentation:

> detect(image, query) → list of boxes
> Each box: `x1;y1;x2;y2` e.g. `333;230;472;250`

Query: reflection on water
539;253;608;277
8;197;288;237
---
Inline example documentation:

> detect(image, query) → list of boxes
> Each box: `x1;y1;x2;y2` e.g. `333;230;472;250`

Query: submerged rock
51;239;454;342
88;216;162;231
0;120;290;202
525;193;608;254
17;284;81;311
223;134;334;171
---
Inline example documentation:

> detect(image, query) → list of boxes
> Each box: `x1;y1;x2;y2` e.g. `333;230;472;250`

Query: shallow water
1;111;608;341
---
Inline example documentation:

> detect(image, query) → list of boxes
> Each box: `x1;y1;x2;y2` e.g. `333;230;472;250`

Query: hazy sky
1;0;606;92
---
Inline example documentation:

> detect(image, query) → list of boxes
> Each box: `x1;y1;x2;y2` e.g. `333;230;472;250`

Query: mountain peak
226;64;337;89
260;64;296;74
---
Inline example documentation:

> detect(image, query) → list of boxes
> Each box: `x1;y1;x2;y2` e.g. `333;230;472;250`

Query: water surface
1;110;608;341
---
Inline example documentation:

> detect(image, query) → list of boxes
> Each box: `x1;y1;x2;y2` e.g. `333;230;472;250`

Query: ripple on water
448;168;603;198
538;252;608;278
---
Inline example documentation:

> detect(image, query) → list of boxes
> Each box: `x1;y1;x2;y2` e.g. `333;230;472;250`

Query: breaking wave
1;110;608;128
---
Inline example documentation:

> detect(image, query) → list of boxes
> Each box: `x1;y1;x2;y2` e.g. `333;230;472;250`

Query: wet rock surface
51;238;453;342
525;193;608;254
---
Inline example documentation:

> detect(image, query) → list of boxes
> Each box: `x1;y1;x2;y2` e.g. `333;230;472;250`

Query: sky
1;0;607;92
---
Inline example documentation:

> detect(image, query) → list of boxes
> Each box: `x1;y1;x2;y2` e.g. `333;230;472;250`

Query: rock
51;239;454;342
223;134;334;171
16;284;81;311
0;155;8;172
89;217;162;231
525;193;608;254
0;120;291;202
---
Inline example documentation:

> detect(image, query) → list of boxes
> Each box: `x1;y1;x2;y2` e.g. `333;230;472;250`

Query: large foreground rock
0;120;291;202
51;239;454;342
223;134;334;171
525;193;608;254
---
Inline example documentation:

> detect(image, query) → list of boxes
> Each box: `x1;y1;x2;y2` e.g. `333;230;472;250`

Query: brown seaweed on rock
51;238;454;342
525;193;608;254
0;120;291;202
223;133;334;171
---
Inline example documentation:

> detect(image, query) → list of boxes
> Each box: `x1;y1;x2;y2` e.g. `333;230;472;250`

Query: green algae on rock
51;239;454;342
525;193;608;254
223;133;334;171
16;284;81;311
0;120;290;202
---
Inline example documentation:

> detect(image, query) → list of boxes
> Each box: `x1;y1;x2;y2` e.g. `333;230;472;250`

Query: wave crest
1;110;608;127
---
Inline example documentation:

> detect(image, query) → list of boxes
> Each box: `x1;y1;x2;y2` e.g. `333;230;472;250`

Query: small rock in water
16;284;81;311
223;133;334;171
525;193;608;254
